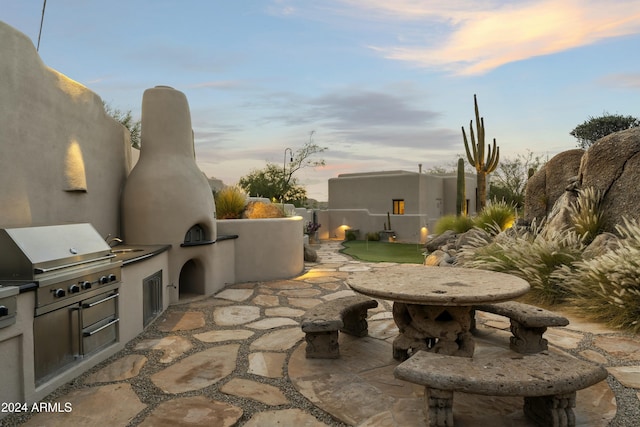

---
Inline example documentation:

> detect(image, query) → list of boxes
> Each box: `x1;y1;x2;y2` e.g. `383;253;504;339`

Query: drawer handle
83;318;119;337
82;293;119;309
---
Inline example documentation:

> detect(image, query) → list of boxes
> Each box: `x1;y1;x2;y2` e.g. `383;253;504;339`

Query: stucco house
317;168;478;243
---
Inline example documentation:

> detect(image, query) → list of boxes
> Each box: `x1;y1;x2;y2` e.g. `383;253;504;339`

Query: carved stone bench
472;301;569;353
394;350;608;427
300;295;378;359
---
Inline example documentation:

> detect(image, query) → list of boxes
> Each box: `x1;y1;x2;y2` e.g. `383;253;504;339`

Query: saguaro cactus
462;94;500;212
456;158;466;216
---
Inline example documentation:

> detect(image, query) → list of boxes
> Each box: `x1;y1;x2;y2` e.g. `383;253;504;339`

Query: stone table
348;265;530;359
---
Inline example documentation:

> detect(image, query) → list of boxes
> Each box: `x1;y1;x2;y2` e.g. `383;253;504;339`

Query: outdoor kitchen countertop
110;244;171;266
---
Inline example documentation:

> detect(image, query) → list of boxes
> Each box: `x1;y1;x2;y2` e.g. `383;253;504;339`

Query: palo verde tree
570;113;640;149
238;131;327;206
462;94;500;212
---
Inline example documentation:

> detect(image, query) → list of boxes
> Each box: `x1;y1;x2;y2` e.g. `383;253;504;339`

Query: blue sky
3;1;640;200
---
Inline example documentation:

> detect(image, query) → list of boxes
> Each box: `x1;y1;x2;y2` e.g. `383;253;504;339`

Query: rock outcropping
525;127;640;234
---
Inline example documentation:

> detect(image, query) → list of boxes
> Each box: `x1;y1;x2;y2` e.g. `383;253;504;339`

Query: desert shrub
556;218;640;332
243;201;285;219
345;230;357;241
474;200;516;232
366;232;380;241
215;186;246;219
461;222;584;305
434;214;475;234
569;187;605;244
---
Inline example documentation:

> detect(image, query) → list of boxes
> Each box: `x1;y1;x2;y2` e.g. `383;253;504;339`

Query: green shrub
345;230;357;241
556;218;640;332
569;187;604;244
366;232;380;241
434;214;475;234
215;186;246;219
474;200;516;232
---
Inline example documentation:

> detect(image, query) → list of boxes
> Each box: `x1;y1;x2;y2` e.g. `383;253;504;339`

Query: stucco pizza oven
121;86;217;303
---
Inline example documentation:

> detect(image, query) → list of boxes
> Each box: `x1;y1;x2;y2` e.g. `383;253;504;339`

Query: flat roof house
318;169;478;243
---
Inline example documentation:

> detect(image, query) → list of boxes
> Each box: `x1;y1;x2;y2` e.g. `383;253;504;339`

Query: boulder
304;244;318;262
543;191;578;236
455;228;491;249
523;167;546;221
582;232;620;259
424;250;456;267
579;127;640;233
424;230;457;252
524;149;584;223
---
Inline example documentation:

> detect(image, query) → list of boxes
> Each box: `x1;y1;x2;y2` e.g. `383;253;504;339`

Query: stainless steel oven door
80;291;119;355
33;305;80;385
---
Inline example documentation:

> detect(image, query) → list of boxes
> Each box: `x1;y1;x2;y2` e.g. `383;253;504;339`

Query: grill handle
81;292;119;309
34;254;116;274
83;318;119;337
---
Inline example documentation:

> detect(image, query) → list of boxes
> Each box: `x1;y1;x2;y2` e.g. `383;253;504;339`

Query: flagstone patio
4;241;639;426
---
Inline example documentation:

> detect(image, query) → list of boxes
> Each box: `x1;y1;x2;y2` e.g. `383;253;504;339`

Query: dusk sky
3;1;640;200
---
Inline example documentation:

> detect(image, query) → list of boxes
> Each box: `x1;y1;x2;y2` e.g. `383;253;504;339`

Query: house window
393;199;405;215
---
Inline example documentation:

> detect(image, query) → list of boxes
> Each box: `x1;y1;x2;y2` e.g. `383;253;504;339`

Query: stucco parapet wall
217;216;304;283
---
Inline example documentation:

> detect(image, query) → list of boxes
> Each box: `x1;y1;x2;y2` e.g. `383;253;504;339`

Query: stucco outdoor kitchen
0;20;473;410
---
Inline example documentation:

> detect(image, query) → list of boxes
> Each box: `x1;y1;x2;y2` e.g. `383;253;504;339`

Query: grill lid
0;223;113;282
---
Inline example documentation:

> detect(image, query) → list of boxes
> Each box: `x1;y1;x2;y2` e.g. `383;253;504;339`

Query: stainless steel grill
0;223;122;384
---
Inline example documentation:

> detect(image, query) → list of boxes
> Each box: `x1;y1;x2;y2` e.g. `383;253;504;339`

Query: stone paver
23;383;145;426
248;352;287;378
593;335;640;361
220;378;289;405
151;344;239;394
243;409;331;427
265;306;305;317
252;294;280;306
608;366;640;388
156;311;205;331
134;335;192;363
213;305;261;325
250;327;305;351
139;396;243;427
247;317;298;329
84;354;147;383
193;328;254;343
215;288;254;302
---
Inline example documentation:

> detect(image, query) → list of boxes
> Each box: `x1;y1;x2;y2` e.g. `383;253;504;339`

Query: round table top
347;264;530;306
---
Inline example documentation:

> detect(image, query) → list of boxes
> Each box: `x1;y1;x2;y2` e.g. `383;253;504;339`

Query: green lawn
340;240;425;264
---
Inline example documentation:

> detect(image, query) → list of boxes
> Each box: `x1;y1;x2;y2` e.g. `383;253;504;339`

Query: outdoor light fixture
283;147;293;174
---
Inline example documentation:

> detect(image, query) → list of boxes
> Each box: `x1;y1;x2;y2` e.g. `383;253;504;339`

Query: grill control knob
68;284;80;294
53;288;66;298
0;306;8;317
81;281;92;290
108;274;117;282
99;276;109;284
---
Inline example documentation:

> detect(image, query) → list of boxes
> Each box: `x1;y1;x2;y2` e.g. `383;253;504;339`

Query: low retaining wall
217;216;304;283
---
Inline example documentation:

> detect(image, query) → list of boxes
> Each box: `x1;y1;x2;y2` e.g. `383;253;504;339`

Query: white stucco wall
0;22;130;238
217;216;304;282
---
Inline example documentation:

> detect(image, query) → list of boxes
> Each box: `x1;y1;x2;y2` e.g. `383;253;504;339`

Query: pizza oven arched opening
182;224;214;246
178;258;205;299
